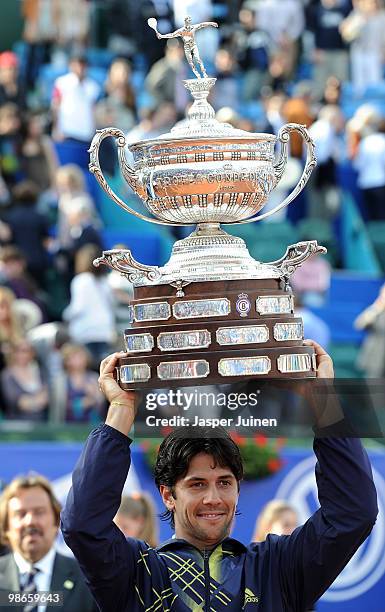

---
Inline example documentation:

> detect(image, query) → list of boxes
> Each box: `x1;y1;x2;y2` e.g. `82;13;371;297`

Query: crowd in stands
0;0;384;422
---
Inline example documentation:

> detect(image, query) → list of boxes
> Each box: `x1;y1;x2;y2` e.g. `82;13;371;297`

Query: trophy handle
88;127;182;227
94;248;161;284
232;123;316;225
268;240;327;279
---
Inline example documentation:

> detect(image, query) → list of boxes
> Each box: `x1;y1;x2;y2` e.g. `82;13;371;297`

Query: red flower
267;458;282;473
254;434;267;447
231;432;247;447
161;425;172;437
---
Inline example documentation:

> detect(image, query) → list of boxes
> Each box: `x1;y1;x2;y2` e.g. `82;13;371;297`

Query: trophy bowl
89;86;316;227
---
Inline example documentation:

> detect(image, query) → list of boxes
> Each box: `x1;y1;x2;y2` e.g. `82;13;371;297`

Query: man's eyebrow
184;473;236;482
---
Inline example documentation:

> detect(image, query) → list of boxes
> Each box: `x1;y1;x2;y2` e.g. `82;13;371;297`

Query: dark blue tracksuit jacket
61;424;378;612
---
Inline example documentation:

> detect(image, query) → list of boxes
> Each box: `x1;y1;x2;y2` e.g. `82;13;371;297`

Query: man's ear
159;485;175;511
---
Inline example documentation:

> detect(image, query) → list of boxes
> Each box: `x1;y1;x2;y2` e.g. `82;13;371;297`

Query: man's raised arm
271;341;378;610
61;353;140;611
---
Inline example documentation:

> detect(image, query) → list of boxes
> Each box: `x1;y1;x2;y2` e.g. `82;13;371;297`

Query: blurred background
0;1;384;609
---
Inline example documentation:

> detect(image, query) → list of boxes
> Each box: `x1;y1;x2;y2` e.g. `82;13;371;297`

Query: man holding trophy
62;17;378;611
61;343;377;611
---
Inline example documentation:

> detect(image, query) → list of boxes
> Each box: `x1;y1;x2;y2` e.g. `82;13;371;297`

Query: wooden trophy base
116;278;317;390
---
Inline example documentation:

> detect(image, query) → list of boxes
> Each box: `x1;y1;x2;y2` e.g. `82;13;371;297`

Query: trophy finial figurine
147;16;218;79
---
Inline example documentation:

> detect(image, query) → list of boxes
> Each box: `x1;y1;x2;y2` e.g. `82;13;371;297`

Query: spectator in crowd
54;0;91;51
0;473;97;611
0;51;26;110
107;248;134;335
211;48;239;110
127;101;178;143
21;0;56;90
252;500;299;541
58;342;106;423
262;91;287;135
65;196;104;258
27;321;70;421
352;106;385;219
20;112;58;197
96;58;137;133
0;287;24;372
1;339;48;421
255;0;305;85
292;253;332;307
355;283;385;377
0;103;22;188
114;493;159;548
0;245;47;316
340;0;385;93
145;39;187;110
3;180;50;288
55;164;100;251
235;7;271;101
308;104;345;218
307;0;351;100
62;244;116;368
51;53;100;144
282;82;315;158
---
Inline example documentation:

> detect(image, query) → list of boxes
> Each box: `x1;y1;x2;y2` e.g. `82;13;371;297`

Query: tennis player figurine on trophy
89;16;324;390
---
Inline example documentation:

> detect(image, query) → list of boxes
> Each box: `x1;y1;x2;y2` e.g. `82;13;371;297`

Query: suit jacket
0;551;97;612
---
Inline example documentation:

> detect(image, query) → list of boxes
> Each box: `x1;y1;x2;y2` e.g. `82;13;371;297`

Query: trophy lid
130;77;276;150
129;17;276;150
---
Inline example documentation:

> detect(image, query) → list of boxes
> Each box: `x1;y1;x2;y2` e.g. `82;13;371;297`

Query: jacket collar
156;536;247;555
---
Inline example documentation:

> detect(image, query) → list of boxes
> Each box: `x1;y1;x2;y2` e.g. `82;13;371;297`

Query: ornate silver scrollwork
269;240;327;280
93;249;161;284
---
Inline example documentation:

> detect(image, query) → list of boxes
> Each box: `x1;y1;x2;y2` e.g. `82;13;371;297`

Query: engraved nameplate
273;322;303;342
216;325;269;346
277;354;311;373
158;330;211;351
218;356;271;377
157;360;210;380
256;296;294;315
124;333;154;353
173;298;230;319
120;364;151;383
134;302;171;322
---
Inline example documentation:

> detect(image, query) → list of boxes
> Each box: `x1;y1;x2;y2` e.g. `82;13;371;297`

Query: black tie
21;567;39;612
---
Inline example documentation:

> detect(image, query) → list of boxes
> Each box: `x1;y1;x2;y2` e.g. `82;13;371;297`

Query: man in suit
0;474;96;611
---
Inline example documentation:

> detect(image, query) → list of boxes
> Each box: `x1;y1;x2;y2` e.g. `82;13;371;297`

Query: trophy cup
89;16;324;390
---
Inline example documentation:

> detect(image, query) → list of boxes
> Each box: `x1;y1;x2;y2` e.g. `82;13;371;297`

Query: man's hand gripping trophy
147;15;218;79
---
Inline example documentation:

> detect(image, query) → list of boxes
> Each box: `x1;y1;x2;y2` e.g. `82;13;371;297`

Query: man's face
5;486;58;563
160;453;239;550
70;59;87;80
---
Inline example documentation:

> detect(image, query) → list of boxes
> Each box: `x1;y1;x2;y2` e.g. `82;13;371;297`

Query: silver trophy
89;17;324;388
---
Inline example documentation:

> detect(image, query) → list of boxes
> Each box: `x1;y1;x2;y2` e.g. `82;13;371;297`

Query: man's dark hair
154;426;244;527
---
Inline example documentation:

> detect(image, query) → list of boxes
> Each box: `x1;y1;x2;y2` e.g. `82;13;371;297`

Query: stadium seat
54;140;90;169
102;228;163;266
85;48;116;69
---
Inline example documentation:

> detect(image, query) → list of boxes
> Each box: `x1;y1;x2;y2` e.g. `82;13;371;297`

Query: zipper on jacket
202;550;210;612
